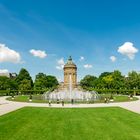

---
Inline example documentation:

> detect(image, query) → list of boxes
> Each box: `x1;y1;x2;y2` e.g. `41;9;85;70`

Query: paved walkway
0;96;140;116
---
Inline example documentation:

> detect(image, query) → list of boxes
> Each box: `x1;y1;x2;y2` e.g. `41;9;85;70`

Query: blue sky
0;0;140;81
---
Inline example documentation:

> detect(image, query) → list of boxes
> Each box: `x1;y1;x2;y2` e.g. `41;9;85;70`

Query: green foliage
80;70;140;90
46;75;59;88
16;68;33;90
99;72;112;79
34;73;58;90
125;71;140;89
0;76;18;90
18;79;32;90
80;75;97;90
111;70;125;89
1;68;140;95
0;76;11;90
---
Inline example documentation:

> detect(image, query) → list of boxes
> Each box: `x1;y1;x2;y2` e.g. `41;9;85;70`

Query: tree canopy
34;73;58;90
80;70;140;90
0;76;18;90
15;68;33;90
0;68;140;92
80;75;97;90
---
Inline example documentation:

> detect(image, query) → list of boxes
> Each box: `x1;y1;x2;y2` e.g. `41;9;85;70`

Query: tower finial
68;56;72;61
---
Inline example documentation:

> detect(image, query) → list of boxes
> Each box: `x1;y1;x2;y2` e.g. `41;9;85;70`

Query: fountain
42;56;100;102
43;88;100;102
43;84;100;102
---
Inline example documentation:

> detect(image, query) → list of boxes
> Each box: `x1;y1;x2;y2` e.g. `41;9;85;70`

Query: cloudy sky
0;0;140;81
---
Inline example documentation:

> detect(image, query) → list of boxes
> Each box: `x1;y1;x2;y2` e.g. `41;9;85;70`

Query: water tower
63;56;77;89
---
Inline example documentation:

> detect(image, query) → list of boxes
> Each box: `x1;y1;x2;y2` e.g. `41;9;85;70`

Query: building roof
64;56;77;68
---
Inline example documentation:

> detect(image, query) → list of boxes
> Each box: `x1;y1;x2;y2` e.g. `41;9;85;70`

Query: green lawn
7;95;48;103
1;107;140;140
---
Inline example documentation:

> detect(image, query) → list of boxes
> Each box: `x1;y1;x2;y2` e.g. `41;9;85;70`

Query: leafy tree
16;68;33;89
0;76;10;90
125;71;140;89
34;73;48;90
80;70;125;90
102;75;113;89
94;78;105;89
34;73;58;90
46;75;59;88
18;79;32;90
80;75;97;89
111;70;125;89
99;72;112;79
0;76;18;90
8;79;18;90
95;72;113;89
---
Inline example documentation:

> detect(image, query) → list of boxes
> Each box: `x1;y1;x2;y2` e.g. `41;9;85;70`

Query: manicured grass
101;94;138;102
7;95;48;103
7;94;138;103
1;107;140;140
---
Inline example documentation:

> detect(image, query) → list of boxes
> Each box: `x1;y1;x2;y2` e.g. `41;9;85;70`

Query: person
71;99;74;105
48;100;51;107
104;97;107;103
57;99;60;104
107;97;109;103
29;94;32;102
130;94;133;99
62;100;64;106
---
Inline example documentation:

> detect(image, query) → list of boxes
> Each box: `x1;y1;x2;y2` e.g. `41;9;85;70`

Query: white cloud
110;56;116;62
0;69;9;73
118;42;138;60
79;56;85;61
29;49;47;58
56;66;63;70
0;43;21;63
84;64;93;69
56;58;65;70
57;58;65;65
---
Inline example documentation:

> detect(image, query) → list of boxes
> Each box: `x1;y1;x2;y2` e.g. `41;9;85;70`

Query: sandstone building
63;56;77;89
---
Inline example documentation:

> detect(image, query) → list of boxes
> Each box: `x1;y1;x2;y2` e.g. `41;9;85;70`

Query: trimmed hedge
83;88;140;95
0;90;49;96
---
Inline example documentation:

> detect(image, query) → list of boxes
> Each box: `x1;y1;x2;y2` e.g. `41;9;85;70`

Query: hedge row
0;90;49;96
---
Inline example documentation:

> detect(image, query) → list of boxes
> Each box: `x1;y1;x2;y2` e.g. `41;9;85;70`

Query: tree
18;79;32;90
126;71;140;89
95;70;125;89
0;76;18;90
16;68;33;89
46;75;59;88
99;72;112;79
111;70;125;89
80;75;97;90
34;73;58;90
8;79;18;90
94;72;113;89
0;76;11;90
34;73;48;90
102;75;113;89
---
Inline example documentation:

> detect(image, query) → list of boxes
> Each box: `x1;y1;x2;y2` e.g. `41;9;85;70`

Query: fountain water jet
42;56;100;102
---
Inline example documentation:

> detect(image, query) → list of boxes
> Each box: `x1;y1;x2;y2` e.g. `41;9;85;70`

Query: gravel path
0;96;140;116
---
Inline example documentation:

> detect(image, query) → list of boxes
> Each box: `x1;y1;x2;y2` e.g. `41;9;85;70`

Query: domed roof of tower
64;56;77;68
